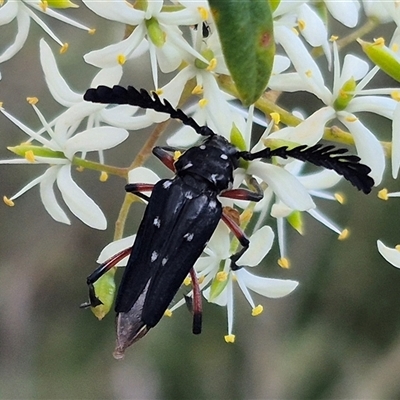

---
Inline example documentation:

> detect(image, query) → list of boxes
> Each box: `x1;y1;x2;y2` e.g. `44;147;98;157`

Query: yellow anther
27;97;38;105
164;309;172;317
0;0;4;6
291;27;299;36
192;85;204;95
270;112;280;124
60;43;68;54
391;91;400;101
24;150;35;163
374;37;385;47
330;35;339;42
183;276;191;286
338;228;349;240
216;271;228;282
155;88;163;96
252;305;263;316
297;19;306;31
3;196;14;207
278;257;290;269
334;193;345;204
173;150;182;161
395;245;400;252
88;28;96;35
198;275;205;284
117;54;126;65
199;98;208;108
76;166;84;172
99;171;108;182
224;334;235;343
40;1;48;12
305;70;312;78
392;43;399;53
0;102;3;108
345;115;358;122
198;6;208;20
378;188;389;200
206;58;217;71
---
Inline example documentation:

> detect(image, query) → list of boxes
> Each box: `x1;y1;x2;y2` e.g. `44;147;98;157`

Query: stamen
155;89;163;96
27;97;38;105
76;166;84;172
224;334;235;343
378;188;388;200
373;37;385;47
338;229;349;240
297;19;306;31
173;150;182;161
345;115;358;122
192;85;203;95
88;28;96;35
252;305;263;316
278;257;290;269
291;27;299;36
117;54;126;65
270;112;280;124
164;309;172;317
305;70;312;77
197;6;208;20
330;35;339;42
391;91;400;101
395;245;400;252
3;196;15;207
199;99;208;108
240;209;253;225
40;1;48;12
183;276;191;286
206;58;217;71
334;193;345;204
99;171;108;182
60;43;69;54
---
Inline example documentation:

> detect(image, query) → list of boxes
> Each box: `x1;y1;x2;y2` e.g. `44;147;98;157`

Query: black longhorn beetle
81;85;374;358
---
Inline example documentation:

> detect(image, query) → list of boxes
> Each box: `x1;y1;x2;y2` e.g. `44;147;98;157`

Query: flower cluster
1;0;400;345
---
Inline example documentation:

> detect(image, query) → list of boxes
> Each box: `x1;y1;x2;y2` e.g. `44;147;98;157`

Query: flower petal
64;126;128;159
40;165;71;224
235;269;299;298
56;164;107;229
248;161;315;211
377;240;400;269
97;235;136;265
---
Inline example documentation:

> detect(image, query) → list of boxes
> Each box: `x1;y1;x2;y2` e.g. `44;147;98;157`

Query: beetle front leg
221;209;250;270
219;176;264;202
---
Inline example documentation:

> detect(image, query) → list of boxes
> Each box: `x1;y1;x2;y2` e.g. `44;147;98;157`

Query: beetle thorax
174;135;238;192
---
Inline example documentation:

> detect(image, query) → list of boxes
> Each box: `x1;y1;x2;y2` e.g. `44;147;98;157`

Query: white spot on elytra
211;174;218;183
184;233;194;242
209;200;217;209
163;180;172;189
185;191;193;199
162;257;168;266
199;145;206;150
181;162;193;170
151;251;158;262
220;154;228;160
153;216;161;228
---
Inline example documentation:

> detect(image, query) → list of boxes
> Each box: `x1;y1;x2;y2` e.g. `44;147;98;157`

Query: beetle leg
80;247;132;308
125;183;155;201
221;209;250;271
152;146;177;172
220;176;263;202
190;268;202;334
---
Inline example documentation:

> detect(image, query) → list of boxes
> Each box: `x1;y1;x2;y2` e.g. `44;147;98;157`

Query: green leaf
208;0;275;106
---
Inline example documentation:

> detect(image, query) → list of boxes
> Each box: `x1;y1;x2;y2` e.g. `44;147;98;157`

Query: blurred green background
1;3;400;399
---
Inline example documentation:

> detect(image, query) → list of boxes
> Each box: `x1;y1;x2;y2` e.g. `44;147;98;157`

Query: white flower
0;102;128;229
83;0;206;89
191;223;298;341
270;27;391;185
0;0;93;78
